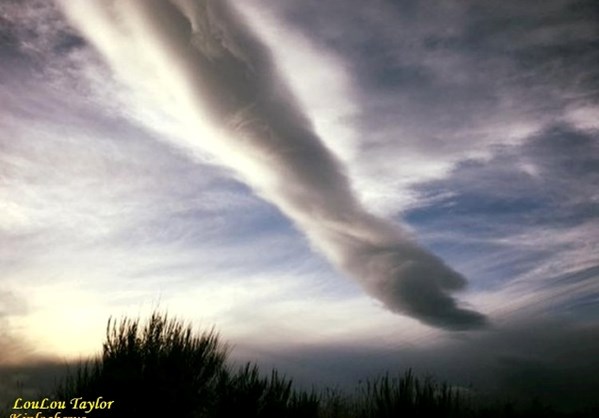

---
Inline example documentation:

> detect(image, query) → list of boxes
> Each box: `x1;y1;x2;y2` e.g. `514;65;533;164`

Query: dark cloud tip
366;255;489;331
430;307;489;331
401;297;489;331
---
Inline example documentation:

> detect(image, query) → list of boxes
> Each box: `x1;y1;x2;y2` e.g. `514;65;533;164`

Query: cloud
254;0;599;217
398;122;599;323
57;0;486;330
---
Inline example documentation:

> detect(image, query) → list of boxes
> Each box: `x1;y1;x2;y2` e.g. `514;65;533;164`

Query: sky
1;0;598;408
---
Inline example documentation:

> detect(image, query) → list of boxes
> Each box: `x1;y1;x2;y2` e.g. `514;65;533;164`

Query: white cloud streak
57;0;486;329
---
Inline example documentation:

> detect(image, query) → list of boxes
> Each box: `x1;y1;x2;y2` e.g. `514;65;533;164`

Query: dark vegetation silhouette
43;312;596;418
52;312;316;418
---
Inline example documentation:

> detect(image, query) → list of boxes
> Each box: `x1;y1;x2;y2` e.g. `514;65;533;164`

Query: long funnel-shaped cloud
59;0;487;330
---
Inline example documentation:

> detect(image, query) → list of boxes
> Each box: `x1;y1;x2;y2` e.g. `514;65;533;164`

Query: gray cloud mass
58;0;486;329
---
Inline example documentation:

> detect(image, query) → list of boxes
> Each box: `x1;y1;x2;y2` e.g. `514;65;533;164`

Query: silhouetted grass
45;312;596;418
54;312;227;417
213;363;319;418
353;371;463;418
52;312;317;418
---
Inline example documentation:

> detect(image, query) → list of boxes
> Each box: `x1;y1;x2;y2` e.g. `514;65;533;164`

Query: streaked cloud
56;0;486;329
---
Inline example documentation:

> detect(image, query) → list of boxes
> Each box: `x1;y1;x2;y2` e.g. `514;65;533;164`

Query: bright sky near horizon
1;0;598;407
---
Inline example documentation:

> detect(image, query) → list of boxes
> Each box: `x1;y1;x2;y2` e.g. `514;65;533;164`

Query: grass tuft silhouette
53;311;316;418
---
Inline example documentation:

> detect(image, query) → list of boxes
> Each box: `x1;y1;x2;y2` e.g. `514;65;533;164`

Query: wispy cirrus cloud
403;123;599;322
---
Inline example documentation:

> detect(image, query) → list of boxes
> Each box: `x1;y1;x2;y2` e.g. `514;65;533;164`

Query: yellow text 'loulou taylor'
13;397;114;413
